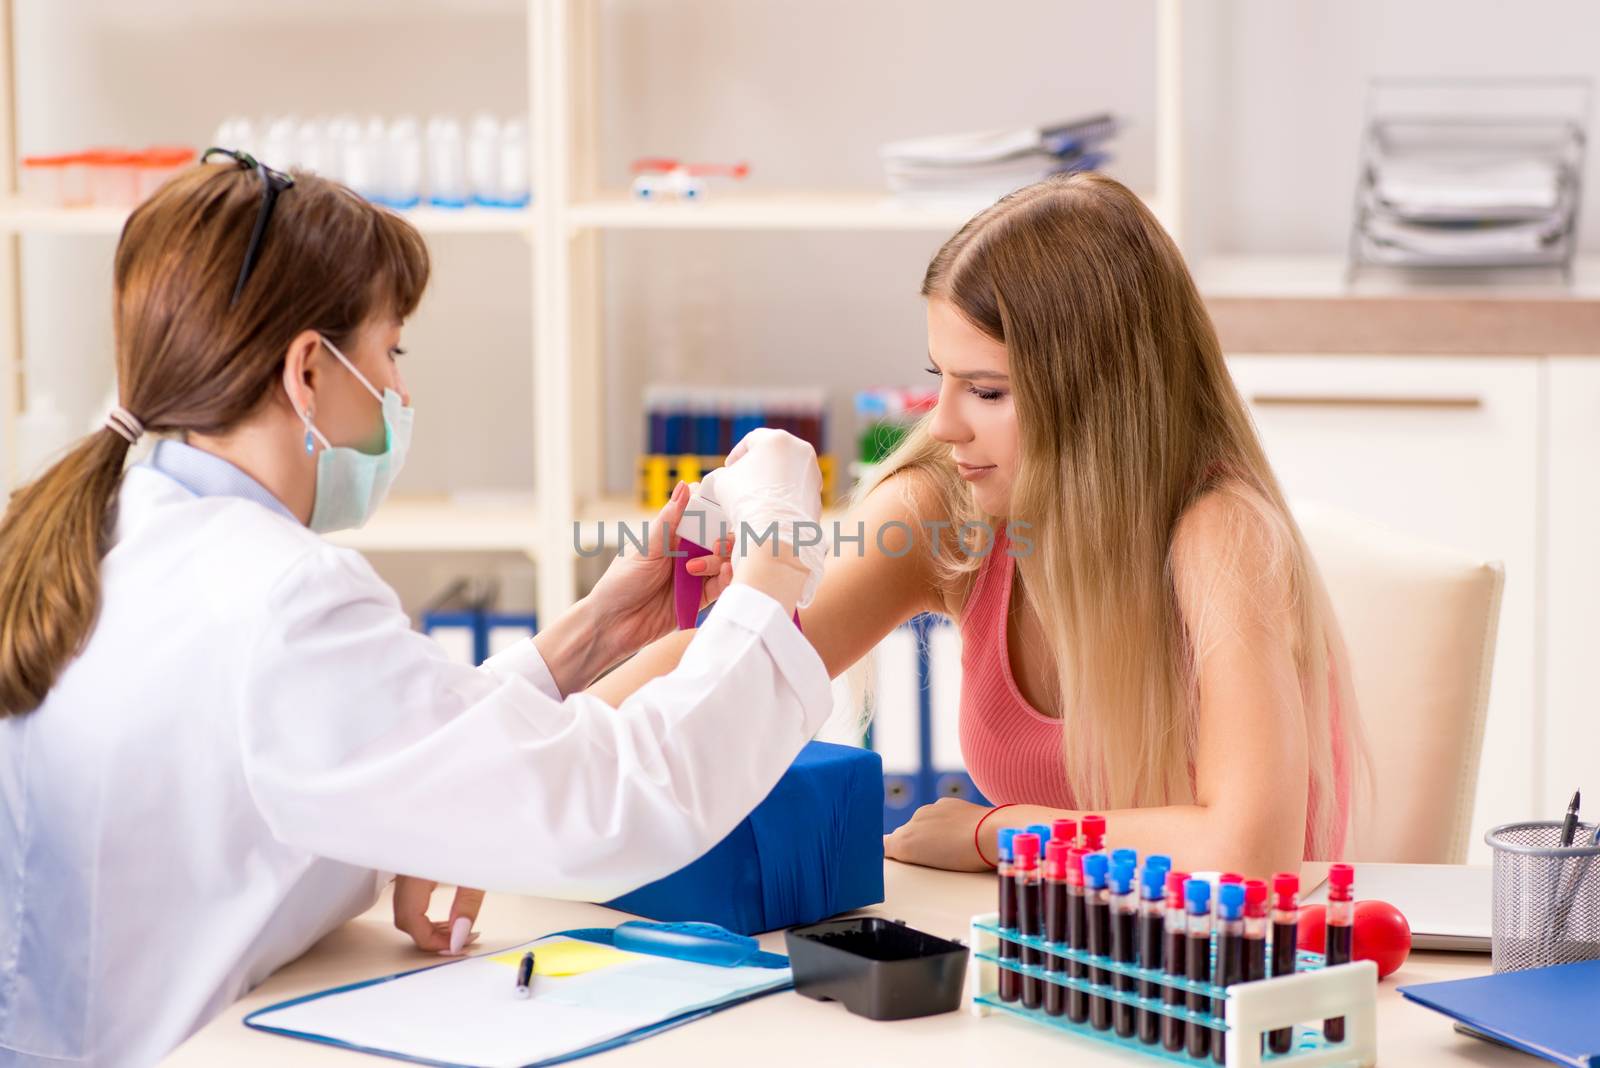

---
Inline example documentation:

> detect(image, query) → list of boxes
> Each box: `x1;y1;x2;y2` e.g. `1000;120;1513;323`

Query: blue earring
302;408;315;454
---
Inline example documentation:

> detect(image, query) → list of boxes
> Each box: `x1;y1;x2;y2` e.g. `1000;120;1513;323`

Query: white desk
163;861;1517;1066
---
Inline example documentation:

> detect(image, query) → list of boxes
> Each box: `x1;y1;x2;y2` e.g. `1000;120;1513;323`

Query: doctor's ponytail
0;162;428;717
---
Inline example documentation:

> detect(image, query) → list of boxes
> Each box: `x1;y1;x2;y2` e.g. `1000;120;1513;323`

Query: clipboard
244;925;793;1068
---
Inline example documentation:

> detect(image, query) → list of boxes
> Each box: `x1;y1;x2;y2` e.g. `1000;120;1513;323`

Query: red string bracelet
974;803;1018;869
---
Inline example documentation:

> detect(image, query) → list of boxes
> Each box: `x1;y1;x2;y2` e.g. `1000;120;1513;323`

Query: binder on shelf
420;578;537;667
867;614;989;832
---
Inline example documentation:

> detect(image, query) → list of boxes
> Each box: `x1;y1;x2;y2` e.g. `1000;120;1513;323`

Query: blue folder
1399;959;1600;1068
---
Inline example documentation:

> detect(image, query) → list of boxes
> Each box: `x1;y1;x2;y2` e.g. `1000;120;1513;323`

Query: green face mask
297;336;414;534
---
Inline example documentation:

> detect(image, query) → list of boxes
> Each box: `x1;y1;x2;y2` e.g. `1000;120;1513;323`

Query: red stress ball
1298;900;1413;979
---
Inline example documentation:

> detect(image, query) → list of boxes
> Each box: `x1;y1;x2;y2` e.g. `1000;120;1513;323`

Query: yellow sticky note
489;940;636;977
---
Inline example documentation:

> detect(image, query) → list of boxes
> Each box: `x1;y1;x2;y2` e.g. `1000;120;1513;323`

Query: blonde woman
596;172;1361;878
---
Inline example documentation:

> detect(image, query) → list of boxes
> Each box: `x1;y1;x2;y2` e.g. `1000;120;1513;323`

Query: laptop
1301;862;1492;952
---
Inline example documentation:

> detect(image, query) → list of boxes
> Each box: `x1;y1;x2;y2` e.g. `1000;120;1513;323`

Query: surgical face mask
296;336;414;534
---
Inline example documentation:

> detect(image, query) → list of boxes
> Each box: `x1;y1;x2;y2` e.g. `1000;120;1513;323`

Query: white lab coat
0;462;833;1067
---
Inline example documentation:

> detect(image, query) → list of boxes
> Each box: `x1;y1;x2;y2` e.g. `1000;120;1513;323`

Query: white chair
1294;500;1505;864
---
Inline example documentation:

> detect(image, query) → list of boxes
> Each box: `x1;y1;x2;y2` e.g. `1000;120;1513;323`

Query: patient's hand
883;797;994;872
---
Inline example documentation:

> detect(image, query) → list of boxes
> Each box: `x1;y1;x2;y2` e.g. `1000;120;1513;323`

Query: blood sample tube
1137;864;1166;1045
1219;872;1244;887
1066;847;1090;1024
1212;882;1246;1065
1052;817;1078;848
1161;870;1190;1054
1110;859;1139;1039
996;827;1021;1003
1244;879;1269;1059
1268;871;1300;1053
1081;814;1107;852
1083;852;1113;1030
1185;878;1214;1061
1043;839;1070;1017
1015;833;1044;1010
1324;863;1354;1043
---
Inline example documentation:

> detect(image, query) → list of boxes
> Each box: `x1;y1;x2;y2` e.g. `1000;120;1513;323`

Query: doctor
0;154;831;1067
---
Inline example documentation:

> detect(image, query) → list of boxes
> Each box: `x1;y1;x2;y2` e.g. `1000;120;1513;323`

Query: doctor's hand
583;480;734;661
704;429;826;607
392;876;485;956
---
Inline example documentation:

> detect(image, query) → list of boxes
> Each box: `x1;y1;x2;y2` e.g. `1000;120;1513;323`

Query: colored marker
1212;883;1246;1064
1081;814;1107;852
514;950;535;998
1137;864;1166;1045
1268;872;1300;1053
1185;878;1214;1060
1161;870;1190;1054
1110;859;1140;1039
1066;848;1090;1024
1324;864;1354;1042
996;828;1021;1003
1083;852;1114;1030
1015;833;1045;1010
1044;840;1070;1017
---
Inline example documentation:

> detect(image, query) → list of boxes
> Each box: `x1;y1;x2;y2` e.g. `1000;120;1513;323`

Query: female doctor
0;155;831;1067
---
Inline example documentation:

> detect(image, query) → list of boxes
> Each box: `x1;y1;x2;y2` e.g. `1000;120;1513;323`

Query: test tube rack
968;912;1377;1068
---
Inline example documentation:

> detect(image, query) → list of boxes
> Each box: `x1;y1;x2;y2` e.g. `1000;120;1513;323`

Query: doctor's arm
238;543;825;903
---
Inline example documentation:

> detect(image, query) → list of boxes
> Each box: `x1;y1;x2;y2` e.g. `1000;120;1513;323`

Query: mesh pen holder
1487;820;1600;973
969;914;1376;1067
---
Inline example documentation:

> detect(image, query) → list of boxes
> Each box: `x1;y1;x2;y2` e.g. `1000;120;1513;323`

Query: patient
593;172;1364;878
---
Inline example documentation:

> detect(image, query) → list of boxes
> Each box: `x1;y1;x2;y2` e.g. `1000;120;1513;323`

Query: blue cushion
606;742;885;934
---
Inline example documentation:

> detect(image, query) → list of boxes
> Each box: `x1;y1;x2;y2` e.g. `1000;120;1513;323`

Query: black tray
784;917;968;1020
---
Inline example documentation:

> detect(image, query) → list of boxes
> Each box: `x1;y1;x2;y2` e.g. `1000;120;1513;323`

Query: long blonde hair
864;172;1360;857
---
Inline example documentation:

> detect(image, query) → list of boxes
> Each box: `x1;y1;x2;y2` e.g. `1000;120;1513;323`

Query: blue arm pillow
605;741;885;935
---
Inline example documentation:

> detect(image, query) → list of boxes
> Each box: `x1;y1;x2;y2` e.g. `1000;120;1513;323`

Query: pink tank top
957;524;1349;860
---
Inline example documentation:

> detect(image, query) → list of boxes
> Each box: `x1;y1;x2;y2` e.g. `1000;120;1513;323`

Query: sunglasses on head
201;147;296;307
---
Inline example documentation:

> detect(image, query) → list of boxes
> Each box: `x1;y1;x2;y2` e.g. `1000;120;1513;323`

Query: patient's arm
586;470;957;705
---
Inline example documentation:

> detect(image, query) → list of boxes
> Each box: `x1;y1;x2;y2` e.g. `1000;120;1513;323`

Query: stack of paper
880;114;1118;202
1355;119;1583;269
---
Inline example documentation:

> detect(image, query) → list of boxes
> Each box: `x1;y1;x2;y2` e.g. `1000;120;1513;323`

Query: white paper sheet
247;935;791;1068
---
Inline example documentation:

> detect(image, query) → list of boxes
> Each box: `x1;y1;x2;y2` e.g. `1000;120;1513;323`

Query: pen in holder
1485;821;1600;973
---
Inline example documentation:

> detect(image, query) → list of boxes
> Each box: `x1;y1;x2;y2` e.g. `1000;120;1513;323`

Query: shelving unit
529;0;1186;624
0;0;1186;628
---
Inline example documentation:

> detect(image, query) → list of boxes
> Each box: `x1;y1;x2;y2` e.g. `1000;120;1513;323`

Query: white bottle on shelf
497;118;531;208
211;116;255;157
260;116;296;171
292;117;331;178
467;113;501;207
16;390;74;484
425;116;469;208
382;115;423;208
336;116;381;201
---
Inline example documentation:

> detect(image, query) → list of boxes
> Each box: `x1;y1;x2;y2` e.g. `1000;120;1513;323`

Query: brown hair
862;172;1363;856
0;164;429;716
